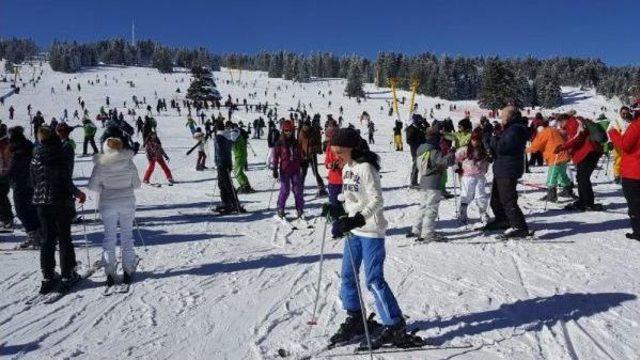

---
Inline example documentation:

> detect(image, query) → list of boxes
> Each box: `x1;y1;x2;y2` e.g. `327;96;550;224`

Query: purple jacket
272;139;302;176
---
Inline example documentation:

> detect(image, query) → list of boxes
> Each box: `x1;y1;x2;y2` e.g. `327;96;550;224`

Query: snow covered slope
1;63;639;360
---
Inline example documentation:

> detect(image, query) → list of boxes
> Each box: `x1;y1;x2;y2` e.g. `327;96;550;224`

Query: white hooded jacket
88;149;141;207
341;161;388;238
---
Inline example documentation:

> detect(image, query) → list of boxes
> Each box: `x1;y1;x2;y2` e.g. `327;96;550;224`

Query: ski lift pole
389;77;401;122
408;78;420;118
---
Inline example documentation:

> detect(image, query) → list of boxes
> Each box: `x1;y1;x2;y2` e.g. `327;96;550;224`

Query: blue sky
1;0;637;65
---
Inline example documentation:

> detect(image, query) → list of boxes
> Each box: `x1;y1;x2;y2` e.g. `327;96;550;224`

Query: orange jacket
528;127;569;165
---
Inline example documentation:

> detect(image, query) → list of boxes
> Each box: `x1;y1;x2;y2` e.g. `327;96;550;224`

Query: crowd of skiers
397;103;640;241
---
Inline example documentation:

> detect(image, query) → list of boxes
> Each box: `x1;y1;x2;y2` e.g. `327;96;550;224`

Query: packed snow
0;62;639;360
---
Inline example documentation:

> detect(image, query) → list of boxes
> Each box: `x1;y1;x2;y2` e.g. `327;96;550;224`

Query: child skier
324;121;343;238
408;128;455;241
193;128;207;171
455;130;490;224
527;123;572;202
88;137;141;287
327;127;423;349
142;133;174;185
272;120;304;219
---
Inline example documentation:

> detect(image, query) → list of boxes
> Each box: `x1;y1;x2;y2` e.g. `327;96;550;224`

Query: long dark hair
466;129;488;163
352;143;381;172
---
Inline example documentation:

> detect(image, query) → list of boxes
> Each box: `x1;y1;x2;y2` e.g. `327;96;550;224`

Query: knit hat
56;122;72;137
283;120;294;132
330;128;360;148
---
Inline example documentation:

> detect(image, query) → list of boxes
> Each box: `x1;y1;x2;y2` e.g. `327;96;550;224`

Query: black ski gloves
336;212;366;235
321;202;346;221
272;168;279;179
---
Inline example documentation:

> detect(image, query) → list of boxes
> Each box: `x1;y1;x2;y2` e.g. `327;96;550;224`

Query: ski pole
308;215;329;326
247;141;257;157
345;235;374;360
80;204;91;268
133;218;147;250
267;175;278;211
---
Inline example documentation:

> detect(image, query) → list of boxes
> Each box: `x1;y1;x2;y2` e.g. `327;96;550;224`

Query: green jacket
444;131;472;148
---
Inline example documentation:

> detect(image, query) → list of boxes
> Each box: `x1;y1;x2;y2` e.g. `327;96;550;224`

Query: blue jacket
490;118;529;179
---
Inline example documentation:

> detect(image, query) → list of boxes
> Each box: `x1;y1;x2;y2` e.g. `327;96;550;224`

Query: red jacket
609;120;640;180
561;117;601;164
324;146;343;185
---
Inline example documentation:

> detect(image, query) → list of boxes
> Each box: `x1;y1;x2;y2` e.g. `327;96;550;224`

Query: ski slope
1;62;639;360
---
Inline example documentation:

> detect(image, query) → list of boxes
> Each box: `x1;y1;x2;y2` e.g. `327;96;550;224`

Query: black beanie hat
331;128;360;148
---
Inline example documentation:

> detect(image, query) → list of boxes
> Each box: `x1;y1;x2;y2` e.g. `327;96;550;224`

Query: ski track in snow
1;61;639;359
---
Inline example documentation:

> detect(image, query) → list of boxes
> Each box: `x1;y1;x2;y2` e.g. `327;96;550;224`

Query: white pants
412;190;442;237
460;176;488;213
100;200;136;276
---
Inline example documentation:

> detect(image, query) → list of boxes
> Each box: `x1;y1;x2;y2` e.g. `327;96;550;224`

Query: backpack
582;119;607;143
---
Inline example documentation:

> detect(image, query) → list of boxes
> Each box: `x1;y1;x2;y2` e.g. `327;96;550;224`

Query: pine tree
478;59;519;110
153;46;173;73
345;61;365;98
536;71;562;108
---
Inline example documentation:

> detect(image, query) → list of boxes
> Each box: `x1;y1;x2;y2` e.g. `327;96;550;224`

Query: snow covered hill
1;63;639;360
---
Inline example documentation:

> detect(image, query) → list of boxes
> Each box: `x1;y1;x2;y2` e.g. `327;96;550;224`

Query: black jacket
8;137;34;193
490;118;529;179
30;139;76;206
405;124;426;156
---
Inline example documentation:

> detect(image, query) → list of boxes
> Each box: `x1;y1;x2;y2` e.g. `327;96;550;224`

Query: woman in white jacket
88;137;141;286
327;128;419;350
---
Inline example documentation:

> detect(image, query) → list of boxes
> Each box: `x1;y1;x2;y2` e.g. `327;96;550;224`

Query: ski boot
40;276;60;295
500;227;533;239
564;201;585;211
61;271;81;289
540;187;558;202
105;274;116;287
277;209;286;219
405;230;418;238
361;319;427;350
317;187;328;198
0;219;13;233
123;271;133;285
558;184;578;199
482;219;509;232
458;203;468;225
417;232;446;243
626;233;640;241
585;203;605;211
329;312;380;347
441;190;455;199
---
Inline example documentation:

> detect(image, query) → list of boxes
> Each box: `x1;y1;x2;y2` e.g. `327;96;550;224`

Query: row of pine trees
2;38;639;109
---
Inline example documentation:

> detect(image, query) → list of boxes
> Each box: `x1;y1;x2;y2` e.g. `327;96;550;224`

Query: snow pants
277;172;304;214
100;199;137;276
143;158;173;182
546;163;571;188
12;187;39;232
460;176;488;212
217;166;239;209
490;177;527;230
197;151;207;169
393;134;403;151
613;148;622;178
411;189;442;237
233;151;249;187
301;155;325;190
0;181;13;223
83;136;99;155
621;178;640;236
340;235;403;326
576;151;601;207
328;183;342;237
38;202;76;279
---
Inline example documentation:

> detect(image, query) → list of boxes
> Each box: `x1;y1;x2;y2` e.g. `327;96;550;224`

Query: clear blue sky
1;0;637;66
